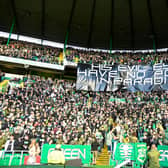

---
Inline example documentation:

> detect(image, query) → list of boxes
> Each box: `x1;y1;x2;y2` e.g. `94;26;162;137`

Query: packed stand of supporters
0;74;168;155
65;48;168;65
0;38;168;66
0;38;63;65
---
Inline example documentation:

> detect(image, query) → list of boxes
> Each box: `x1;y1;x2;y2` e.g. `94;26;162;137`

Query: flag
59;52;64;64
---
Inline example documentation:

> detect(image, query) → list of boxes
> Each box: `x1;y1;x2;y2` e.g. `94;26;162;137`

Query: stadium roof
0;0;168;50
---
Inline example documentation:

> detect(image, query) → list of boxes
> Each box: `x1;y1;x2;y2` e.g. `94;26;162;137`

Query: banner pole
153;38;156;54
63;31;69;64
7;17;15;46
110;36;112;55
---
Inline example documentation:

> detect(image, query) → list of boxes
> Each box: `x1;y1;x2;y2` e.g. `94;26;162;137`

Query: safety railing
0;150;28;166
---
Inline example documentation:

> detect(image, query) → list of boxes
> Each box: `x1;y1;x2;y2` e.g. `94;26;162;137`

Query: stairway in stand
96;145;110;166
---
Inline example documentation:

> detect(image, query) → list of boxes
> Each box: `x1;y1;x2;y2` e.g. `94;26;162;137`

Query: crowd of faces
65;48;168;65
0;39;168;151
0;38;168;66
0;74;168;151
0;39;62;65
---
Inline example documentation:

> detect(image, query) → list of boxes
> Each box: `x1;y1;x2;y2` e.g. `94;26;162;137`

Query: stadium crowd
65;48;168;65
0;39;63;65
0;38;168;65
0;39;168;165
0;74;168;154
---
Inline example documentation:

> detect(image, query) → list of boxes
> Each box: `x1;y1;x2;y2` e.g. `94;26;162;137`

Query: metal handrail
115;159;131;168
1;150;29;166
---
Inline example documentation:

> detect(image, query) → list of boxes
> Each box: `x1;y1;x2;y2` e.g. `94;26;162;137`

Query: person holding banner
147;144;160;168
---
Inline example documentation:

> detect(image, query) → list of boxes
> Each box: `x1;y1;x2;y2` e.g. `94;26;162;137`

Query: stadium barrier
158;145;168;167
0;165;86;168
1;144;167;167
0;145;91;166
0;55;64;70
41;144;91;165
109;143;168;168
0;150;29;166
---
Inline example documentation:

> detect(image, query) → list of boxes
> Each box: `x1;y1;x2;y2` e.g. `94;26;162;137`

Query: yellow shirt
129;136;138;143
147;149;160;168
48;150;65;164
122;137;129;143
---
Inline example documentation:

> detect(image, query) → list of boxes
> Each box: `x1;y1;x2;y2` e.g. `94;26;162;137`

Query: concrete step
96;163;109;165
96;145;110;166
97;158;109;160
98;157;109;159
96;162;109;164
97;157;110;160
